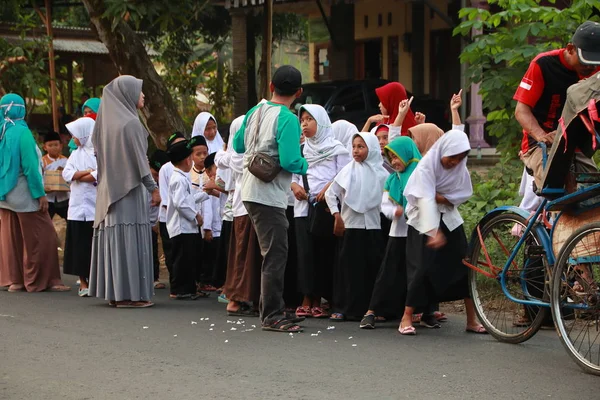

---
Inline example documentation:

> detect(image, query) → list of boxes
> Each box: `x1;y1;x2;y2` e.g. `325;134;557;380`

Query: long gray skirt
89;184;154;302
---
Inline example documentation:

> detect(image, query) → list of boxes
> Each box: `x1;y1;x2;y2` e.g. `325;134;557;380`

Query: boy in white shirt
166;140;209;300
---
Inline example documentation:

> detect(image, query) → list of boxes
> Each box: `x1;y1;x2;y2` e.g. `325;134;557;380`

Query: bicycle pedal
525;245;545;258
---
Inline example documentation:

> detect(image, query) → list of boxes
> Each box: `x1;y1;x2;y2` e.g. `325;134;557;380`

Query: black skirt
334;229;383;319
295;217;336;300
405;221;469;309
283;206;302;308
368;236;407;319
63;220;93;278
213;220;232;288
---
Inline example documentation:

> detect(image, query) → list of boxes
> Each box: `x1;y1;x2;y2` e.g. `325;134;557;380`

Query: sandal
296;306;312;317
311;307;328;319
398;325;416;335
433;311;448;322
47;285;71;292
412;313;422;323
154;282;166;289
329;312;345;321
284;312;306;323
199;284;218;292
8;284;25;293
227;305;259;317
375;316;387;322
117;301;155;308
108;301;116;307
466;325;488;334
262;319;303;333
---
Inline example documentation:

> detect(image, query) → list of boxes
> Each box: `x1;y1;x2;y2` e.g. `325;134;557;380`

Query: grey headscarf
92;75;151;227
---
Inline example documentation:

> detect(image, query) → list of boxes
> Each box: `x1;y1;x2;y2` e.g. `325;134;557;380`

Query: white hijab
300;105;348;165
333;132;388;213
66;117;96;170
192;112;224;154
332;120;357;153
404;129;472;207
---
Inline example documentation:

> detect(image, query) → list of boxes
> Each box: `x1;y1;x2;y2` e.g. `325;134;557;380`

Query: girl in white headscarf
62;117;97;297
398;130;486;335
331;120;357;153
325;132;388;321
192;112;225;153
291;104;350;319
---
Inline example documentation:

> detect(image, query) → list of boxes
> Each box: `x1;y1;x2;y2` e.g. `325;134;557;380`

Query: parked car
293;79;450;132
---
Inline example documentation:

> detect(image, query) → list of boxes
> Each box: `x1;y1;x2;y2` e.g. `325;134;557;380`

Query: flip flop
398;325;416;335
466;325;488;334
47;285;71;292
262;319;303;333
227;307;259;317
116;301;155;308
8;284;25;293
329;313;345;321
153;282;166;289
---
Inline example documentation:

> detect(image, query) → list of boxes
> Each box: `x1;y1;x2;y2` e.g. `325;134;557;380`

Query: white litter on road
224;340;229;343
231;327;237;331
142;326;149;329
173;335;178;337
348;336;353;339
352;344;357;347
191;321;198;325
327;326;335;330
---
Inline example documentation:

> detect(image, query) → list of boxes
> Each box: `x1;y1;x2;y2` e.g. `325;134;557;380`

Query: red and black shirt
513;49;600;153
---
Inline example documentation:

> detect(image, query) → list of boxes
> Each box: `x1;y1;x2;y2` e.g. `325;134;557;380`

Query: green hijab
0;94;31;199
383;136;422;208
69;97;101;153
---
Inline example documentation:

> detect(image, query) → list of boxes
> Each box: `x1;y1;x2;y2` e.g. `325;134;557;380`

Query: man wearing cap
515;20;600;192
233;65;308;332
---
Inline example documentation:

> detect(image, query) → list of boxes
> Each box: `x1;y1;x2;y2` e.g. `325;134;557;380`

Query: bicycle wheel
551;222;600;376
467;212;549;343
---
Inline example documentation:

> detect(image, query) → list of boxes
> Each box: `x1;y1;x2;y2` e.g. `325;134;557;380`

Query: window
364;15;369;29
331;85;366;113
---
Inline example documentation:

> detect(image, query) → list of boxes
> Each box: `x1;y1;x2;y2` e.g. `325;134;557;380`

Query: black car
293;79;449;131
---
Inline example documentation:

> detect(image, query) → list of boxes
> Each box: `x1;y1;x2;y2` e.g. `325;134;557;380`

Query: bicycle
464;99;600;375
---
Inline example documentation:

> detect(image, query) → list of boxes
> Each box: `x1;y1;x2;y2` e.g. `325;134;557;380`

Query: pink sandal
398;325;417;335
295;306;312;317
311;306;328;318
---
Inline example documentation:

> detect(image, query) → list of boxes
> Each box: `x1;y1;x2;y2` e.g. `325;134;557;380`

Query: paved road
1;276;597;400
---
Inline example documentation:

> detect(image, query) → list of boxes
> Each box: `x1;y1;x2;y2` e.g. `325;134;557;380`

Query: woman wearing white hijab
331;120;357;153
62;117;97;297
89;75;160;308
325;132;388;321
291;104;350;318
399;130;485;335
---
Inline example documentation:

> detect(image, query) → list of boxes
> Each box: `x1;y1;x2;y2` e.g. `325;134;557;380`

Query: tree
80;0;188;148
454;0;600;159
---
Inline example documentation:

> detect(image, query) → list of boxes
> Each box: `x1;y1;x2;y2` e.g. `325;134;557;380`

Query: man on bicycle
515;21;600;193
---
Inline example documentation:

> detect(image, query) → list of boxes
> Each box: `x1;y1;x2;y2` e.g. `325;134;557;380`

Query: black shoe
420;314;441;329
360;314;376;329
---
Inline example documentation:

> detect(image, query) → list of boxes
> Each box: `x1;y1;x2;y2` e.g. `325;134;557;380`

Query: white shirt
166;168;207;238
325;181;381;230
44;156;70;203
380;192;408;237
158;162;174;223
292;153;351;218
215;149;247;218
190;167;214;234
62;162;97;222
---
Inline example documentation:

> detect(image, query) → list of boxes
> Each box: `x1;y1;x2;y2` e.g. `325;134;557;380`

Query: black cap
167;131;185;150
272;65;302;96
204;152;216;169
44;131;61;143
149;149;170;171
167;140;192;164
572;21;600;65
189;135;208;149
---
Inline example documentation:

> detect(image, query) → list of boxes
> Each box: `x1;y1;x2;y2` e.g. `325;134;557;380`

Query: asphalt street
1;275;598;400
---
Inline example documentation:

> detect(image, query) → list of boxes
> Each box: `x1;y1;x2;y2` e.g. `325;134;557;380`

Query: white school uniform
158;162;174;224
190;166;214;236
325;132;388;230
166;168;208;238
404;129;472;237
380;193;408;237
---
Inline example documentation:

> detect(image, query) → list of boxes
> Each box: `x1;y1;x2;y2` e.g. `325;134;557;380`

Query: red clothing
514;48;600;153
375;82;416;135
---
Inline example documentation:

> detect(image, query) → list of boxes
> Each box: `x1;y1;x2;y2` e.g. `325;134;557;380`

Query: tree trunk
81;0;185;148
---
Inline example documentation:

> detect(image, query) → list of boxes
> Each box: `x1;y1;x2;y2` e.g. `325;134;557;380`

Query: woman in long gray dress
89;75;161;308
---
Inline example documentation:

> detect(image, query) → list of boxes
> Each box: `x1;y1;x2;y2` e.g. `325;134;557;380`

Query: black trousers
214;220;232;288
48;199;69;220
171;233;197;295
368;236;407;318
159;222;174;286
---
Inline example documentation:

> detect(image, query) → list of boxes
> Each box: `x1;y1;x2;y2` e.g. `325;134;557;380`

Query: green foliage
0;11;50;116
454;0;600;159
461;159;523;235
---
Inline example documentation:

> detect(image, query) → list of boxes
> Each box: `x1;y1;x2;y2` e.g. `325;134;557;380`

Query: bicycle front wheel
552;222;600;376
468;213;549;344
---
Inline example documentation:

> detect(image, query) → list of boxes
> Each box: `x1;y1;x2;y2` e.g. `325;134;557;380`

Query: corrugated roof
2;35;158;56
224;0;305;8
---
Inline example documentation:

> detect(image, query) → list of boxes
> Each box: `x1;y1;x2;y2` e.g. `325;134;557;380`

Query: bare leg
464;298;485;330
400;306;415;329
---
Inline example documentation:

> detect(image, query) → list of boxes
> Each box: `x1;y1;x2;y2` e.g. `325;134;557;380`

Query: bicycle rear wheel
467;213;549;344
551;222;600;376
